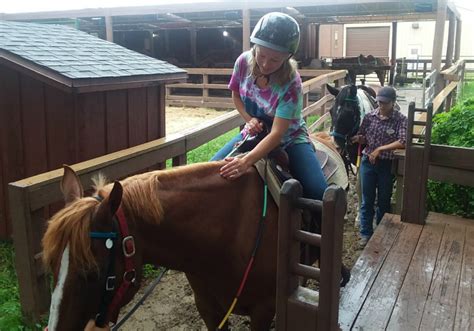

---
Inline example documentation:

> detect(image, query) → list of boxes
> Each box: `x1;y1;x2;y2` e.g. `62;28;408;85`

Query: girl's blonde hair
248;45;298;86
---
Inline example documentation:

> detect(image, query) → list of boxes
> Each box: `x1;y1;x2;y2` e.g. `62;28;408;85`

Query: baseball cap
376;86;397;103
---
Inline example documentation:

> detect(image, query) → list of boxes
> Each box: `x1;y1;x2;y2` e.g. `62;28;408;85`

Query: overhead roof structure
0;0;462;30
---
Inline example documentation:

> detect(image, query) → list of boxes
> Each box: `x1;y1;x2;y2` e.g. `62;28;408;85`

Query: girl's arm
219;116;290;179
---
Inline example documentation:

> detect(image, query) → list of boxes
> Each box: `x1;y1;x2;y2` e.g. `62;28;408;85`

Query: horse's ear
349;85;358;98
61;165;83;204
326;84;340;97
108;181;123;216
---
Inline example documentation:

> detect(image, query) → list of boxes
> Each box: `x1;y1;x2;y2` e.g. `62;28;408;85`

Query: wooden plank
20;76;48;177
128;88;148;146
166;100;234;109
0;65;24;237
44;85;76;169
77;92;106;161
387;220;445;330
339;214;403;330
9;134;185;211
302;94;333;118
9;186;50;319
419;222;465;330
432;81;457;114
353;222;423;330
430;145;474;171
455;225;474;330
184;68;232;75
428;165;474;187
401;146;426;224
105;89;128;153
146;86;160;141
168;83;228;90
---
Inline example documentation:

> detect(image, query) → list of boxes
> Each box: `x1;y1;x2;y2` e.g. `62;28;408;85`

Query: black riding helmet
250;12;300;55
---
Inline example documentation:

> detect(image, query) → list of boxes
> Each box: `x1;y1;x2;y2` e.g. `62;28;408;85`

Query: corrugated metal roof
0;20;186;80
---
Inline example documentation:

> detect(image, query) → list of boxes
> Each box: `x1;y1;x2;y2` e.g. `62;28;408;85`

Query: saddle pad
311;138;349;190
254;143;348;207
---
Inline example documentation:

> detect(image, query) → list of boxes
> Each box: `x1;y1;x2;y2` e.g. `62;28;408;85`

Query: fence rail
166;68;346;111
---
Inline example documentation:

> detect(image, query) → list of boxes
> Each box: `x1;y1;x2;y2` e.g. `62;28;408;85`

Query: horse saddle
233;136;346;207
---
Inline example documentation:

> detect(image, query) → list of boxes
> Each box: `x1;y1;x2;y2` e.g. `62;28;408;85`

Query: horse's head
326;84;361;156
42;166;141;331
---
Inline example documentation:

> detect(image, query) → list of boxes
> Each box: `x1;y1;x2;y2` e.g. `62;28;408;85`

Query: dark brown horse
42;163;292;331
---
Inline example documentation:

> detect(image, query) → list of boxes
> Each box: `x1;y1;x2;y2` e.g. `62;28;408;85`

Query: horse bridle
90;197;136;328
330;96;361;174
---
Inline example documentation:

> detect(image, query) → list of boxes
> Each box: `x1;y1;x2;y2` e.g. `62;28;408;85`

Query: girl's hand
368;148;381;164
220;157;249;179
351;135;366;144
245;118;264;136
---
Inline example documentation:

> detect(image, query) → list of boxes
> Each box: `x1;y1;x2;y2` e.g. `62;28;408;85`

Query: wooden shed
0;21;187;239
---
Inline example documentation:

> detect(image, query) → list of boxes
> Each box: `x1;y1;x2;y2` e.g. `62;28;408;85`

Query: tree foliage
427;95;474;218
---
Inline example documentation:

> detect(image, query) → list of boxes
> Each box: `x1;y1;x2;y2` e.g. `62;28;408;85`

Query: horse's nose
44;327;48;331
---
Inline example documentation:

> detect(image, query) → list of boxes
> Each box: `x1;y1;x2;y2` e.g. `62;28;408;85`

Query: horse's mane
42;162;222;273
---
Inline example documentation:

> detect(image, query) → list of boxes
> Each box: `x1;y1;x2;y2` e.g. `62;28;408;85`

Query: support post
242;8;251;51
105;15;113;42
454;19;462;61
432;0;448;94
389;21;397;86
445;11;456;67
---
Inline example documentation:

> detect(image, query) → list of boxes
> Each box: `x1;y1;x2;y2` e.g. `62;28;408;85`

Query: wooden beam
242;8;251;51
389;21;397;85
432;0;448;94
445;11;455;67
432;81;457;113
454;19;462;61
105;15;113;42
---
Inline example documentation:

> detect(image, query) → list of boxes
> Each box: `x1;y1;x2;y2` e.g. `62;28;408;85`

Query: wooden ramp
339;212;474;330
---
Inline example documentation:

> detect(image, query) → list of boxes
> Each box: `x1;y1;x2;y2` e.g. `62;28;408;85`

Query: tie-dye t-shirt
228;51;310;148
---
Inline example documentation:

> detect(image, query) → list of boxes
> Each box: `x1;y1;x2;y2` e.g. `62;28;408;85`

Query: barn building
0;21;186;238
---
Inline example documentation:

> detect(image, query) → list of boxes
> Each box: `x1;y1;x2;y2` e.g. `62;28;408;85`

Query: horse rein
90;196;136;328
330;96;361;176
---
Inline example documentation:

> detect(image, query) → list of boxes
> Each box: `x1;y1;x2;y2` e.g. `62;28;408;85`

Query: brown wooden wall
0;64;166;239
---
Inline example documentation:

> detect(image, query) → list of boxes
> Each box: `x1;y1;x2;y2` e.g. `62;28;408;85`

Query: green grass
461;81;474;100
0;241;45;330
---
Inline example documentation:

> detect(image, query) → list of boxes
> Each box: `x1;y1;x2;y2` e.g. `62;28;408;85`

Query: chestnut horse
43;162;303;331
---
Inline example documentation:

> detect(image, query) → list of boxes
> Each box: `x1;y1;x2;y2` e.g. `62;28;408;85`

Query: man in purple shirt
351;86;407;247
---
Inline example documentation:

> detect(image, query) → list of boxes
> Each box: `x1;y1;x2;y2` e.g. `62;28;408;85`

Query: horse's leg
249;300;275;331
185;274;229;331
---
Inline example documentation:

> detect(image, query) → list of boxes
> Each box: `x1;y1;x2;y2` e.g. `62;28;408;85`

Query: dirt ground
118;106;362;330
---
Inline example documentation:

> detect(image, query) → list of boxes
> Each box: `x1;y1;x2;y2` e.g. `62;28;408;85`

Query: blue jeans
359;156;394;238
211;138;328;200
210;133;243;161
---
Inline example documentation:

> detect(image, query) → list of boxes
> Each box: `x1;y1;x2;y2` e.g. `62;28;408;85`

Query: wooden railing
276;180;346;331
392;60;473;224
9;68;347;320
166;68;346;114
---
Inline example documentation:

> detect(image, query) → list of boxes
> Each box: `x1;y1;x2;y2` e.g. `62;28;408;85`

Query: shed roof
0;20;187;92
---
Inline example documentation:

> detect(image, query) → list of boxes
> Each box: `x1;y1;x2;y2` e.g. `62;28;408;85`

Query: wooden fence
9;69;347;320
391;60;474;224
276;181;345;331
166;68;346;110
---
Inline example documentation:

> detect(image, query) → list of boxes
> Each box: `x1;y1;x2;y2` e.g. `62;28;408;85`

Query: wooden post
445;11;455;68
432;0;448;94
454;19;462;62
401;102;432;224
318;185;345;331
189;27;197;67
9;186;50;320
202;74;209;98
242;8;251;51
389;22;397;86
276;179;303;331
105;15;113;42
